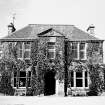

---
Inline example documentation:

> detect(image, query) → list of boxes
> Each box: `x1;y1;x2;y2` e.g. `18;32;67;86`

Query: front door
44;71;55;96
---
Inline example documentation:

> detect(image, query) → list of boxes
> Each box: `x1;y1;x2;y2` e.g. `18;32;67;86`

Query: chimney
8;23;16;35
87;24;95;35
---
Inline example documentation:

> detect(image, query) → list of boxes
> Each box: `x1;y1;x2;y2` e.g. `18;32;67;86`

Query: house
0;24;104;96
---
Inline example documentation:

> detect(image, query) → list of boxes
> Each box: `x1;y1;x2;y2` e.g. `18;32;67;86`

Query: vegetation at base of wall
0;71;15;95
87;64;104;96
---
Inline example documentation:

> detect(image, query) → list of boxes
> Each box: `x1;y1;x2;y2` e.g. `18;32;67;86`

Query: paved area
0;96;105;105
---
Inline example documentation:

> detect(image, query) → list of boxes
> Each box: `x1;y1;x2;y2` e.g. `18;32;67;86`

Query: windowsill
13;87;31;89
70;87;89;90
73;59;87;61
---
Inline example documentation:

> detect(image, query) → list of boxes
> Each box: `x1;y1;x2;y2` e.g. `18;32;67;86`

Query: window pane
28;71;31;77
72;43;77;49
85;71;88;87
14;78;16;87
47;51;55;59
71;78;74;87
20;71;26;77
18;50;22;58
76;72;82;78
80;51;84;59
80;43;85;50
25;59;31;65
85;79;88;87
72;50;77;59
28;78;31;87
72;43;78;59
76;79;82;87
85;71;87;78
24;42;30;49
24;51;30;58
48;42;55;49
19;78;26;87
48;42;55;45
14;72;17;77
18;42;22;49
71;71;74;87
71;71;73;77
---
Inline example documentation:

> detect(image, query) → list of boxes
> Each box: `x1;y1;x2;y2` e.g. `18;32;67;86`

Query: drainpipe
64;41;68;96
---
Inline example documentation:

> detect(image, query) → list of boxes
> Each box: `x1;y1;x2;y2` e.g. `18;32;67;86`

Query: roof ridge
29;24;74;26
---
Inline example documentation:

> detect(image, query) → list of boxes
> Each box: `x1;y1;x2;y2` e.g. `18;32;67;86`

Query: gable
38;28;64;37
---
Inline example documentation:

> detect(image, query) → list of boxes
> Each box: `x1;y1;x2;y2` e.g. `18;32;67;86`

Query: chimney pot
8;23;16;35
87;24;95;35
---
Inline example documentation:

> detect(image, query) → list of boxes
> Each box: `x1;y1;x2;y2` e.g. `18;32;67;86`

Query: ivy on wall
89;64;104;92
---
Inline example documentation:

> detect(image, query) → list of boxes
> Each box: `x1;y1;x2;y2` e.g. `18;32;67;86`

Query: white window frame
0;44;3;59
71;70;89;89
71;42;87;60
17;42;31;60
24;42;31;60
13;70;31;88
47;42;56;59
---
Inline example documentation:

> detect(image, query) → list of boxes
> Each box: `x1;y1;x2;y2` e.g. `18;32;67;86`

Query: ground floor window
14;71;31;87
71;71;88;88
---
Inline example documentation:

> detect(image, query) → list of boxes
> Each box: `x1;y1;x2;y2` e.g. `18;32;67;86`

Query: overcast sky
0;0;105;62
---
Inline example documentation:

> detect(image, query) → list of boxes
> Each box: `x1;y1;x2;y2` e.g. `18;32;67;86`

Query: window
19;71;26;87
79;43;85;59
47;42;55;59
14;71;31;87
76;72;83;87
24;42;31;59
27;71;31;87
71;43;78;59
71;71;74;87
14;71;17;87
17;42;31;60
71;42;87;60
0;44;3;59
71;71;88;88
85;71;88;87
18;42;23;58
0;73;2;82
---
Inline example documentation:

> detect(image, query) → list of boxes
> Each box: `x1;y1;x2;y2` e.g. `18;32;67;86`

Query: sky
0;0;105;62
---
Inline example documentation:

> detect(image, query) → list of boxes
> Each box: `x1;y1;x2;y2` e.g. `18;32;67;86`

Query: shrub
0;71;15;95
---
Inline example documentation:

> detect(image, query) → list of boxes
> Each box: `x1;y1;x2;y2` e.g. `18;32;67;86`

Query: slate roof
0;24;103;42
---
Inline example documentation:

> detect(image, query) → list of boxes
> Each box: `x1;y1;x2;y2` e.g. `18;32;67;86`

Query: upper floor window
0;44;3;59
47;42;55;59
17;42;31;60
71;42;87;60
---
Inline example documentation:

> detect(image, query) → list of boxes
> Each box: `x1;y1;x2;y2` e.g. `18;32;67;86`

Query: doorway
44;70;56;96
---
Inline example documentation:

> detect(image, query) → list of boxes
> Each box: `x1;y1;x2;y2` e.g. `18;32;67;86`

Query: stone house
0;24;104;96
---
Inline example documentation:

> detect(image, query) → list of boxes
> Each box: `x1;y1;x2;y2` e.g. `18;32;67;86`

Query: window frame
47;42;56;59
71;42;87;60
17;42;31;60
13;70;31;88
70;70;89;89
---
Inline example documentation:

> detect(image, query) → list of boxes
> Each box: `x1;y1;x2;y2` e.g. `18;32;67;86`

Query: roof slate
0;24;103;41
